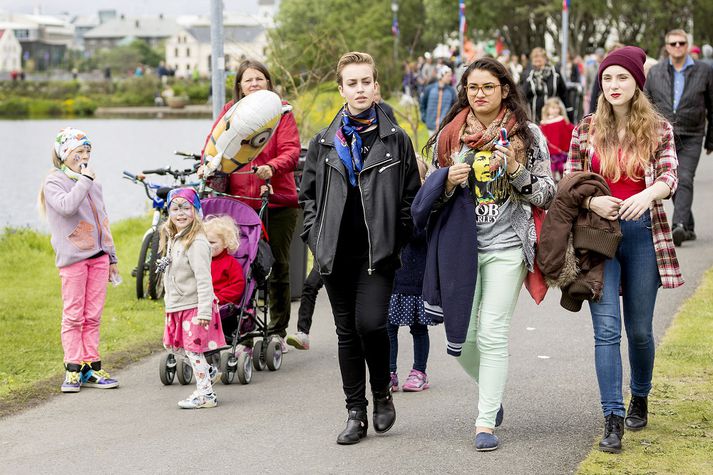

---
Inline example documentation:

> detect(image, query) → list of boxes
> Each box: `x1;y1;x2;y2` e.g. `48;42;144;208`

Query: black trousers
296;266;324;334
672;134;704;231
266;207;297;337
323;258;393;410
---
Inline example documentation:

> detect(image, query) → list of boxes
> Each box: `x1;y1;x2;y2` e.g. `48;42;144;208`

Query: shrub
0;98;29;117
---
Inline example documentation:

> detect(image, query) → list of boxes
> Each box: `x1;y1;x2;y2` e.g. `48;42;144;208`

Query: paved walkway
1;158;711;474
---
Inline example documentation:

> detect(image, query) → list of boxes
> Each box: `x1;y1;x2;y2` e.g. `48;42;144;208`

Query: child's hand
197;317;210;329
108;264;121;285
80;164;96;179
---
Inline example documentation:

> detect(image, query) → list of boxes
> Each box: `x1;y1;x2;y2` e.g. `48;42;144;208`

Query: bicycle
124;151;201;300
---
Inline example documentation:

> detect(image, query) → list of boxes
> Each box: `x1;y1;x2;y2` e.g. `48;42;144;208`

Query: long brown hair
423;57;533;156
233;59;274;101
592;88;665;181
38;147;64;216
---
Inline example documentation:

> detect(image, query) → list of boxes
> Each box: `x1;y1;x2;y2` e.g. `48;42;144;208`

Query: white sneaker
286;332;310;350
276;336;288;353
177;392;217;409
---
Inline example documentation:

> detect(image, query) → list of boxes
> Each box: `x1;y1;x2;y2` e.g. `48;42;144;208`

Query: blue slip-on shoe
475;432;500;452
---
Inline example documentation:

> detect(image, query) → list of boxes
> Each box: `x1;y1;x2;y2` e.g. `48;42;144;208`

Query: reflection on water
4;119;212;231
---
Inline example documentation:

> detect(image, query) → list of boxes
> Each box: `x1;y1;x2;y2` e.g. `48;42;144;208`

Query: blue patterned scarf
334;104;378;187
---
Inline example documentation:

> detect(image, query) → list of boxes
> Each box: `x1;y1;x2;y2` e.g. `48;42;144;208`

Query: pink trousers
58;254;110;364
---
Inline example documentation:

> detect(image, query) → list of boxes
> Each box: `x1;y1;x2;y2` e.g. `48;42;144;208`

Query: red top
540;117;574;156
591;151;646;200
211;250;245;305
202;100;301;210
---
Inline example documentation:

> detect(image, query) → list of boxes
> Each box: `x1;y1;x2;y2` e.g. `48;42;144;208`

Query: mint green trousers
456;248;526;429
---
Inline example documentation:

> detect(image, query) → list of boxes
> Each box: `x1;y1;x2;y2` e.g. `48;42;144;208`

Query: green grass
0;217;165;413
577;268;713;475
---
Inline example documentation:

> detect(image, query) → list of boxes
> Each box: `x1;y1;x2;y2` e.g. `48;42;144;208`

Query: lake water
2;119;214;231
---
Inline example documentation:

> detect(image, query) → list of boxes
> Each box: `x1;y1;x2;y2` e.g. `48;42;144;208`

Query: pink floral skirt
164;305;226;354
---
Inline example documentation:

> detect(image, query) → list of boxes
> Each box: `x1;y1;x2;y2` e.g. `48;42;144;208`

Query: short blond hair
204;215;240;253
336;51;378;85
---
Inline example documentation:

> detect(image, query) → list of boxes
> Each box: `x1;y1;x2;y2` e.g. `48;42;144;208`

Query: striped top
564;114;684;288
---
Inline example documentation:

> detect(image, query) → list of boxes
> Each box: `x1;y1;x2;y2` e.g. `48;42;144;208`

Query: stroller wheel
219;351;237;385
159;353;176;385
253;340;267;372
176;357;193;385
266;338;283;371
236;351;252;384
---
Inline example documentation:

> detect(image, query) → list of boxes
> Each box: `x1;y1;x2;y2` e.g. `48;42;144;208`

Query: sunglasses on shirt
667;41;687;47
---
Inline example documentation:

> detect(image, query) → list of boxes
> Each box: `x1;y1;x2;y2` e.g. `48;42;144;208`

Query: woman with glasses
201;59;301;351
417;57;555;451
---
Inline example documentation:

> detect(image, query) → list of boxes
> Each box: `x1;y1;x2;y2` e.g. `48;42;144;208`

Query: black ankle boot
372;390;396;433
599;414;624;453
336;409;368;445
625;395;648;430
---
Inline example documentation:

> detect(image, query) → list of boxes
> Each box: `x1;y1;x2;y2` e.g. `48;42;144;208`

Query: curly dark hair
423;57;533;157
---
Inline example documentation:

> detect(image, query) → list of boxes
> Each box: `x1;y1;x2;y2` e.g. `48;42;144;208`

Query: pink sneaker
402;369;429;392
389;372;399;392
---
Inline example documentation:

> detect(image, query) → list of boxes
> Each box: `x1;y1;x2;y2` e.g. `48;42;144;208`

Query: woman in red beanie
565;46;683;453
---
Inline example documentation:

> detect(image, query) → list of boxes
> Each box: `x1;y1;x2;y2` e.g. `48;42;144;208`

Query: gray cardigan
163;233;215;319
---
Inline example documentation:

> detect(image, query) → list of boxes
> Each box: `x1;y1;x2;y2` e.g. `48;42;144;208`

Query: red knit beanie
598;46;647;90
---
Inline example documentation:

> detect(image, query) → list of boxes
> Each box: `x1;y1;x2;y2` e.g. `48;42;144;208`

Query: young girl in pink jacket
40;127;120;393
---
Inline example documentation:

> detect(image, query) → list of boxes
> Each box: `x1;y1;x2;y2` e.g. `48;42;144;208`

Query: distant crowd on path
38;24;713;455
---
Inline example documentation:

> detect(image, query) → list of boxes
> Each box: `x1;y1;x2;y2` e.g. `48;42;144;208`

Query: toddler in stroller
204;215;248;340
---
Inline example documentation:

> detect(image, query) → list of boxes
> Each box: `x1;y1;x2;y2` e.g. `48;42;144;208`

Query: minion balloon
203;89;284;174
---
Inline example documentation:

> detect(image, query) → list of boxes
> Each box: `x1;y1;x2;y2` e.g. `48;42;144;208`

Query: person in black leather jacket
299;51;421;446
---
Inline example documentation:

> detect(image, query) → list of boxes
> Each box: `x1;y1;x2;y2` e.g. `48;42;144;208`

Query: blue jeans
588;211;660;417
387;323;430;373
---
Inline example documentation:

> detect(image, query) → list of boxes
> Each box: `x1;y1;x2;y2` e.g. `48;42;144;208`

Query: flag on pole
459;1;467;37
392;17;399;37
562;0;569;12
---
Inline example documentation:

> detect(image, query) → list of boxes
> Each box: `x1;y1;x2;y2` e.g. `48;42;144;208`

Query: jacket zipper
315;166;332;259
87;193;103;249
358;157;395;275
378;161;399;173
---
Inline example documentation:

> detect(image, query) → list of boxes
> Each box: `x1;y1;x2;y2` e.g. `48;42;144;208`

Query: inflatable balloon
204;89;284;174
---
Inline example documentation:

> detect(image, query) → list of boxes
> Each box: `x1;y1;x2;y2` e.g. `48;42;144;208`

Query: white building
0;28;21;72
0;13;74;70
83;15;181;56
165;16;267;78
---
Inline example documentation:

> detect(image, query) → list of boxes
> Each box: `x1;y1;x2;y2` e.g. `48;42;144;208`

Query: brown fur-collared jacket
537;172;622;311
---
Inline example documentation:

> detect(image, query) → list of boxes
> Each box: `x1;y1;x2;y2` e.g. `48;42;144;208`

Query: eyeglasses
667;41;687;47
467;83;502;96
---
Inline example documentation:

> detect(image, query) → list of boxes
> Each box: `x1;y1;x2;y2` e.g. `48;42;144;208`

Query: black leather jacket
299;105;421;275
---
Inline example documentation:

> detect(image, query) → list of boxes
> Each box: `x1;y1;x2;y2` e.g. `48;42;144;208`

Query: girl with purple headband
159;187;225;409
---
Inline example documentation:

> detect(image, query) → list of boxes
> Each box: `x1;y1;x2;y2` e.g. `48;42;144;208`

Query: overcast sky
0;0;260;17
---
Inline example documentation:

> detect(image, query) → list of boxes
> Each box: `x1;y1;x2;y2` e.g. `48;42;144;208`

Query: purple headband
167;188;203;218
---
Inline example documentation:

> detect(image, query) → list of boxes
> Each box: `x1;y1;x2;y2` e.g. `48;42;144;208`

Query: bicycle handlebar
174;151;201;160
122;170;139;181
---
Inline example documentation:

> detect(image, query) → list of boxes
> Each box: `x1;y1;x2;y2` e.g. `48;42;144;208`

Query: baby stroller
200;194;283;385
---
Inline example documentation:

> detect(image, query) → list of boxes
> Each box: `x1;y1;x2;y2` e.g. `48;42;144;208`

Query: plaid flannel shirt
565;115;684;288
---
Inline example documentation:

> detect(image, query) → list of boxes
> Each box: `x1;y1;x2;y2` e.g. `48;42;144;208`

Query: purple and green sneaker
81;368;119;389
61;371;82;393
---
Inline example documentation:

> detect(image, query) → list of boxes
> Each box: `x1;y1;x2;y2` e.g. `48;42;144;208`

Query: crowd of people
38;26;712;454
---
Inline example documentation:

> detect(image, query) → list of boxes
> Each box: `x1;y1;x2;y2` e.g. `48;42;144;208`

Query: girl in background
40;127;120;393
539;97;574;182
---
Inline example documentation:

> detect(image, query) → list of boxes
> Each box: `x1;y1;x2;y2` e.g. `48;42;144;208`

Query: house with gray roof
83;15;181;56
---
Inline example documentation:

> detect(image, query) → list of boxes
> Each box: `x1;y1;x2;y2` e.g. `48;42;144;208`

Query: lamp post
391;1;399;65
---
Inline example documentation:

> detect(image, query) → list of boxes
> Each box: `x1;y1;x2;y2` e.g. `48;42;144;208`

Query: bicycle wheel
148;225;164;300
135;231;154;299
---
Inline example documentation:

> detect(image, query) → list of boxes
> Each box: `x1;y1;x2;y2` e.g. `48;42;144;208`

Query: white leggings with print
186;351;213;396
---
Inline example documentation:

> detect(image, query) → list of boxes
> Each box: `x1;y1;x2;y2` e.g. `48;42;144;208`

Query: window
175;48;179;57
186;48;190;57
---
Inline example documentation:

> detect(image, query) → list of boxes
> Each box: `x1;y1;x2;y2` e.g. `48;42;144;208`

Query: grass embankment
0;217;165;417
577;269;713;475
